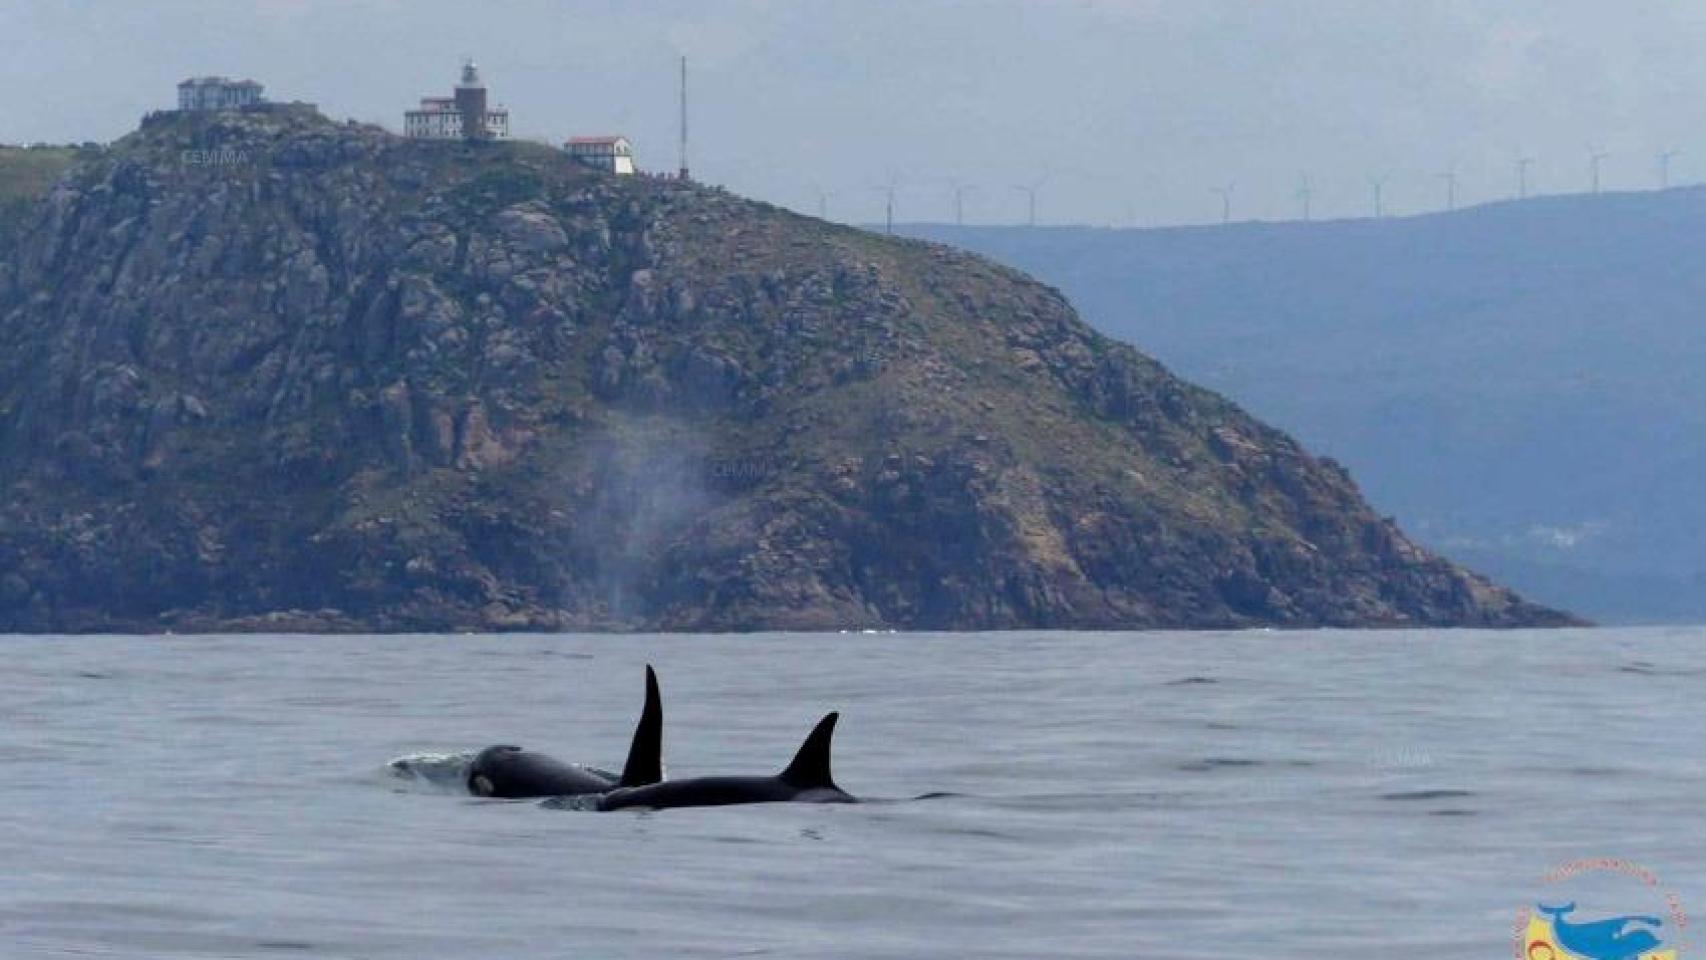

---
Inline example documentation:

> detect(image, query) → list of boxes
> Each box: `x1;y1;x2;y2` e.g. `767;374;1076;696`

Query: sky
6;0;1706;227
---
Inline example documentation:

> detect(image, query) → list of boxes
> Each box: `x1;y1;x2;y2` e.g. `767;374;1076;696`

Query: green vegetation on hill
0;108;1573;631
0;145;86;241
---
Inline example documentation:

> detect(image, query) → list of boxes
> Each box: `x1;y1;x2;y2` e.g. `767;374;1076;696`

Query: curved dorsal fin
617;665;664;788
779;712;839;789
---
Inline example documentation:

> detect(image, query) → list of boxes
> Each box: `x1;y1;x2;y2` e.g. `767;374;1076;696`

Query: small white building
566;136;635;175
178;77;265;111
404;62;509;140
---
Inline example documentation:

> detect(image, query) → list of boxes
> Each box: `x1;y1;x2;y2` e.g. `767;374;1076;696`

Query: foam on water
537;793;606;811
385;751;476;793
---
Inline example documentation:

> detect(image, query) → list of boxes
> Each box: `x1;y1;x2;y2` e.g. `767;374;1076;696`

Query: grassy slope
0;146;81;240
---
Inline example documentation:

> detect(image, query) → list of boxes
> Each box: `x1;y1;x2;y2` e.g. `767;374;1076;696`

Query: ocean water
1;627;1701;959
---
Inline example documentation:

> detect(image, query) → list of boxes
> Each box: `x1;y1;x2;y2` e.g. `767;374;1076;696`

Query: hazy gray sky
6;1;1706;226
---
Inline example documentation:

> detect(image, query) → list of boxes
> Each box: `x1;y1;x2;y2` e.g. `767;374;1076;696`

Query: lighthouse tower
454;60;488;141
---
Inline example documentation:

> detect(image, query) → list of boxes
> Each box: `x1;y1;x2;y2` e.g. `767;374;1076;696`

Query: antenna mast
678;56;690;180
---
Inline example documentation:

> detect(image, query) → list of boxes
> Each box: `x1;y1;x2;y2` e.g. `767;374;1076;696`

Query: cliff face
0;107;1576;632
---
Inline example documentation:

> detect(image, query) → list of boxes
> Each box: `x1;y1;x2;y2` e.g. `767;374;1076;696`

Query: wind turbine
1210;182;1235;224
872;172;900;234
1369;173;1390;218
1588;144;1610;195
1516;154;1535;200
1437;169;1458;212
1012;174;1047;226
1295;174;1314;222
951;180;977;226
812;186;835;221
1659;149;1683;190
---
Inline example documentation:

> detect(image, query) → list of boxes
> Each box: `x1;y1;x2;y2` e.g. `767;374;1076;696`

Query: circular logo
1516;859;1689;960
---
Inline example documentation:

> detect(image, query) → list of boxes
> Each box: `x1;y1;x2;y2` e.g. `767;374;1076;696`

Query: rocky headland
0;107;1577;631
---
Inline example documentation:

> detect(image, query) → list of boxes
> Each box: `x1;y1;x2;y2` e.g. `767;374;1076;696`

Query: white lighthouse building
405;62;510;140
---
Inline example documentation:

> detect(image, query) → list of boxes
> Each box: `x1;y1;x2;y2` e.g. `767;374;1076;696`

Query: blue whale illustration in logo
1539;903;1664;960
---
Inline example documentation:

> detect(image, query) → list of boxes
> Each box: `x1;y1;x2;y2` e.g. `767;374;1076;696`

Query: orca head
467;744;522;796
616;665;664;789
778;712;853;800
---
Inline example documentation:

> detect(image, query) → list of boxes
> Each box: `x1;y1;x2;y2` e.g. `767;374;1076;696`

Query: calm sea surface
1;628;1701;959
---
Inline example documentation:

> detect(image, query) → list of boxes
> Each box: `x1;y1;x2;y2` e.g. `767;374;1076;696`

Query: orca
467;665;664;799
595;711;855;811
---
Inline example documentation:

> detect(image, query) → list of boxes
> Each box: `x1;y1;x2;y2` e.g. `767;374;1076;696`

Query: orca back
468;746;616;798
597;775;796;810
595;712;854;811
468;664;663;799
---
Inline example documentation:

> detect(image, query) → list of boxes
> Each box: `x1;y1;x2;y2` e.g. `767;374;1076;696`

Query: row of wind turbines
827;173;1053;233
1217;147;1688;225
825;148;1691;231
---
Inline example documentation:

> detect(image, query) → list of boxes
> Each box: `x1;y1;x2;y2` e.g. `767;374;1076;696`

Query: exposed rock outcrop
0;106;1578;631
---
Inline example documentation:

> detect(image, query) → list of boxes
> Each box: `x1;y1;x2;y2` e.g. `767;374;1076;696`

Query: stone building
405;61;509;140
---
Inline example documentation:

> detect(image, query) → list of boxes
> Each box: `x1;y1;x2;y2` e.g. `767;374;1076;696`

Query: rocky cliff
0;106;1576;631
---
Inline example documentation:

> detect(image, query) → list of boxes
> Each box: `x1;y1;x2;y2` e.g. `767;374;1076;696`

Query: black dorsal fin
617;665;664;788
779;712;840;789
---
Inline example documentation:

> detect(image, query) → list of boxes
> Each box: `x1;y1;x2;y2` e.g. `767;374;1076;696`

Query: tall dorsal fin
617;665;663;788
779;712;839;789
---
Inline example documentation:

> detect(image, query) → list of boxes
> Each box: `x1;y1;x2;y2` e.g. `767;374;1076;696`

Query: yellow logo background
1523;914;1675;960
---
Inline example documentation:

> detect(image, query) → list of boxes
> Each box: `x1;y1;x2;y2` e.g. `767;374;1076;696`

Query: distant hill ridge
903;189;1706;622
0;107;1572;631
